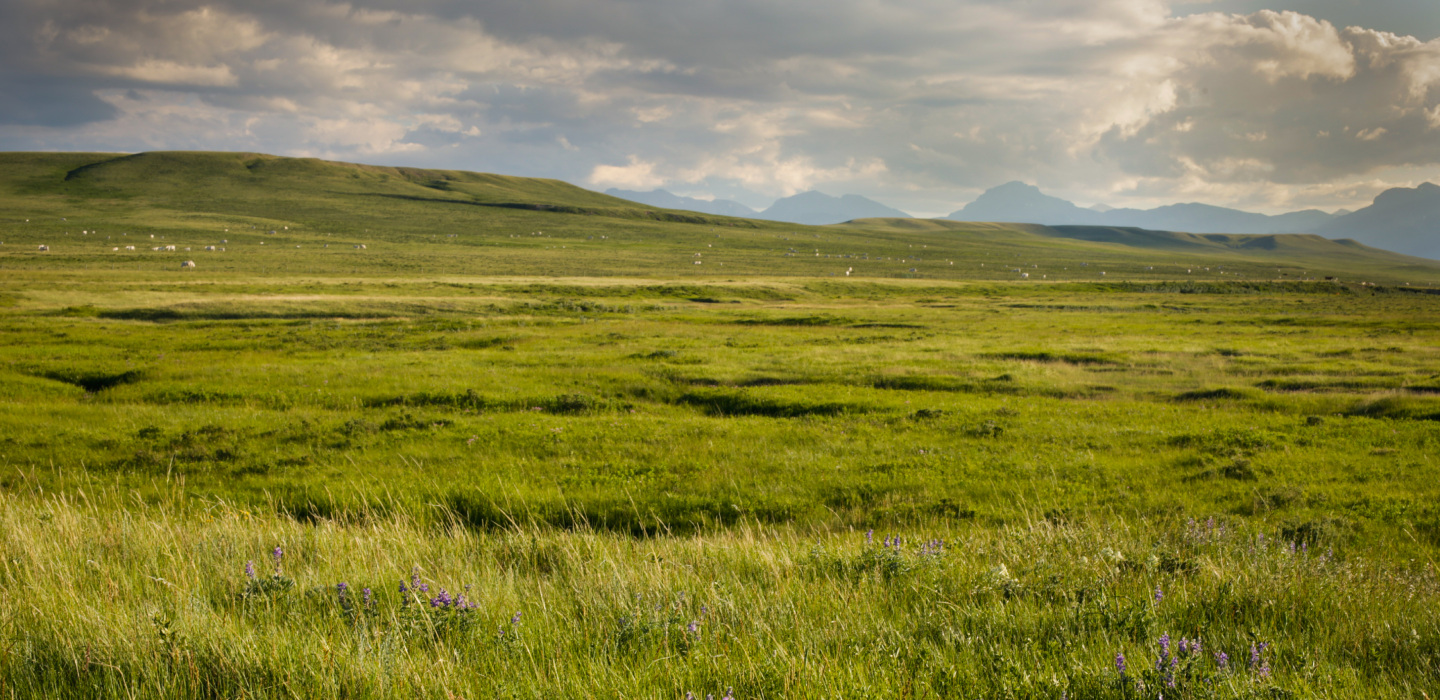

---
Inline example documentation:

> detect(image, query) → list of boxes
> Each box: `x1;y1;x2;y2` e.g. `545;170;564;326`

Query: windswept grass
1;490;1436;699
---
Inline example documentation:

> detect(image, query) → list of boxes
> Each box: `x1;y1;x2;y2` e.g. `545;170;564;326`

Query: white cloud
588;155;664;189
2;0;1439;214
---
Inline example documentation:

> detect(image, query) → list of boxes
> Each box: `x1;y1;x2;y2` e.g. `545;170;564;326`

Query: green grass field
1;152;1438;698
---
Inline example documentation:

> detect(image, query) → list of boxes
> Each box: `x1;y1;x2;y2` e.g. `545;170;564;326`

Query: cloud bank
1;0;1438;214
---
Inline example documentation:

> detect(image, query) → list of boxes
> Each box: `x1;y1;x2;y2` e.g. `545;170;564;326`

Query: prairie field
1;152;1438;698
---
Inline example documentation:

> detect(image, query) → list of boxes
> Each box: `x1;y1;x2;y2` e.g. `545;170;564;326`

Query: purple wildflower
1251;642;1271;677
337;582;348;598
1178;639;1190;655
1115;652;1127;676
431;589;453;608
865;529;874;544
722;688;735;700
1154;586;1164;604
511;611;522;625
363;587;372;606
399;580;408;594
244;560;256;579
1214;651;1229;670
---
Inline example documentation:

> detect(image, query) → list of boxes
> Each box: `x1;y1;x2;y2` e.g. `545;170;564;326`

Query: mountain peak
949;181;1097;224
1317;182;1440;259
759;190;909;225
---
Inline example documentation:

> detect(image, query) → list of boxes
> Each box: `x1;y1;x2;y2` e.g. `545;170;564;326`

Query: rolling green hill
1;151;1437;286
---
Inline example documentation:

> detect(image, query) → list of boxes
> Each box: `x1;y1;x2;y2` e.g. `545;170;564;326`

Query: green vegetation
1;152;1438;698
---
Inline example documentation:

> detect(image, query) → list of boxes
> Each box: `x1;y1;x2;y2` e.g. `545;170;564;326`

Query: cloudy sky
2;0;1438;216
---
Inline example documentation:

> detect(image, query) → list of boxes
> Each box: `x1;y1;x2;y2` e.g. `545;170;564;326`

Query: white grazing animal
1021;272;1029;278
38;245;49;251
204;246;216;251
181;260;196;269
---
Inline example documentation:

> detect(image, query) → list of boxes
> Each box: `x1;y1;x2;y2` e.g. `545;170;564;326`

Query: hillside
0;151;1437;285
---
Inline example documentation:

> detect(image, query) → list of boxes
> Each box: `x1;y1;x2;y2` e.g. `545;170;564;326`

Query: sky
2;1;1439;217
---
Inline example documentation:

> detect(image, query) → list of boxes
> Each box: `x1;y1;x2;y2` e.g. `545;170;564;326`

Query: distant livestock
354;244;367;249
1021;273;1029;279
125;246;136;251
204;246;216;251
38;245;49;251
181;261;196;269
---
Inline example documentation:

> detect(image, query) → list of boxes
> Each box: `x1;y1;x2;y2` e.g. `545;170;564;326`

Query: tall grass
1;489;1436;698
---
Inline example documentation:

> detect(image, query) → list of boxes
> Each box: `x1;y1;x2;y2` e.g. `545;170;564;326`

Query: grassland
1;152;1438;698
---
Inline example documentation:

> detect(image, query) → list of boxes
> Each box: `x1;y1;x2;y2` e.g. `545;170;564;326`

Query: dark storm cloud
1;0;1438;213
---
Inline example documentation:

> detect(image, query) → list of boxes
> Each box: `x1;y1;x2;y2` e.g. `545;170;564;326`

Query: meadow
0;152;1438;698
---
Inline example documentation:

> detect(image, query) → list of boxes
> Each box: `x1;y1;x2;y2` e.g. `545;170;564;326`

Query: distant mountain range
606;188;909;225
604;189;758;218
610;180;1440;259
950;181;1440;259
947;181;1337;234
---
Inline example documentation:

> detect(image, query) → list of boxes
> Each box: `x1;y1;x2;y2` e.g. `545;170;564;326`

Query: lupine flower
244;560;256;579
511;611;523;625
363;588;372;606
431;589;453;608
688;621;699;634
272;546;283;563
399;580;408;594
722;687;734;700
1115;652;1127;675
1154;586;1164;604
1251;642;1271;677
1178;639;1190;655
1215;651;1229;670
865;529;873;544
337;582;348;598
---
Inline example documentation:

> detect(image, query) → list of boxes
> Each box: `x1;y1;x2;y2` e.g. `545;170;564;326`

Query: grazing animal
354;244;367;249
204;246;216;251
38;244;49;251
1021;272;1029;279
181;260;196;269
